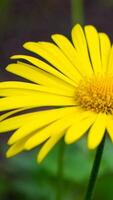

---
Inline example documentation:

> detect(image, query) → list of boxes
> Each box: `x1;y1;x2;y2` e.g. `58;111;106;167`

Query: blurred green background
1;0;113;199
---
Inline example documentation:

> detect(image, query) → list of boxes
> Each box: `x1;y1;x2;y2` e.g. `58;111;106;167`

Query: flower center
75;76;113;114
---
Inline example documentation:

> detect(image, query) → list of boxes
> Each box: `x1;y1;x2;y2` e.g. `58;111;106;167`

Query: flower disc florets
75;76;113;114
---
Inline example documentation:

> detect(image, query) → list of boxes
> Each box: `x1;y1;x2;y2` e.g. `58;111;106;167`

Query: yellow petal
0;81;75;97
65;112;96;144
6;62;74;91
99;33;111;74
8;107;77;144
6;137;28;158
107;45;113;74
85;25;102;74
25;112;77;150
0;88;41;96
0;107;27;122
51;34;84;75
0;111;44;133
0;93;75;111
11;55;76;87
71;24;93;76
88;113;106;149
23;42;81;83
37;132;64;163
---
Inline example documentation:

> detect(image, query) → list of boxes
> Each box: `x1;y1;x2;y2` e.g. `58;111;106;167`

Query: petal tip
7;138;14;145
6;150;11;158
5;64;12;72
37;155;43;163
23;42;31;49
87;140;98;150
72;23;82;31
23;42;34;49
24;142;31;150
64;135;72;144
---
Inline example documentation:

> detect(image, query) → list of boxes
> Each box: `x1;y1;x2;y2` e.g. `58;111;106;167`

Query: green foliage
0;137;113;199
0;0;10;34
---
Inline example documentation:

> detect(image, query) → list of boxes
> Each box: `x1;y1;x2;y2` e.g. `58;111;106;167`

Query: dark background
0;0;113;200
1;0;113;70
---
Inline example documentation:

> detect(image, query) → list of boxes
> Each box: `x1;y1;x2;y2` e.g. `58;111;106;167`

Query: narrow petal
0;88;41;97
37;132;64;163
0;81;75;97
25;112;77;150
85;25;102;74
8;107;77;144
0;88;74;98
0;111;42;133
6;62;74;91
88;113;106;149
0;107;27;122
0;94;75;111
51;34;86;75
65;112;96;144
51;34;77;64
99;33;111;74
0;82;75;97
6;137;28;158
71;24;93;76
23;42;82;83
107;45;113;74
11;55;76;87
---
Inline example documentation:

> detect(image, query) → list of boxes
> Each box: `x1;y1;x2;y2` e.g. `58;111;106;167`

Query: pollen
75;76;113;114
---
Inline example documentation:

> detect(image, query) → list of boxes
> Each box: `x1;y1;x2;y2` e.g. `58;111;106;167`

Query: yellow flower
0;24;113;163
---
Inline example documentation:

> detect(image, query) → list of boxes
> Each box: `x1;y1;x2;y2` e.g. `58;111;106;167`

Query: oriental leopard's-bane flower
0;24;112;162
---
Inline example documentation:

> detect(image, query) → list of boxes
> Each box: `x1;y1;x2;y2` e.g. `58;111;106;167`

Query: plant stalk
84;136;105;200
56;140;65;200
71;0;85;26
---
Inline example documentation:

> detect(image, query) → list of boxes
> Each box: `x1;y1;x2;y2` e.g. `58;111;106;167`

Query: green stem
56;140;65;200
71;0;85;26
0;0;11;38
84;136;105;200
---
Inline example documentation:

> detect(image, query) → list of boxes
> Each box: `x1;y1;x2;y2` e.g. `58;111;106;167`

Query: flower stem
71;0;85;26
84;136;105;200
56;140;65;200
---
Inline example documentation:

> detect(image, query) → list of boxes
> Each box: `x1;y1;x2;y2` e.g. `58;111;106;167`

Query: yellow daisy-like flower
0;24;113;163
